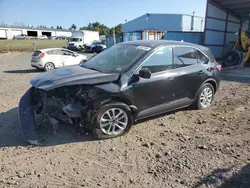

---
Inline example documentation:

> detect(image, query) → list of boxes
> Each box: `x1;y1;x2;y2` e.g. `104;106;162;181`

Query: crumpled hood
30;66;119;90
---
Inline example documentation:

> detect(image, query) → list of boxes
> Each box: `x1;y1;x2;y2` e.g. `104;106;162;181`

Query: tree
80;22;110;35
59;26;62;29
51;26;54;29
114;24;122;35
109;24;122;35
56;25;60;29
71;24;77;30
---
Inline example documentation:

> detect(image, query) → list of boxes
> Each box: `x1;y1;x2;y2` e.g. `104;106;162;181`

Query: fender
91;97;138;122
194;78;218;100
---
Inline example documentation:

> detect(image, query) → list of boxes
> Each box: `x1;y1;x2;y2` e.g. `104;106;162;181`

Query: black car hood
30;66;119;90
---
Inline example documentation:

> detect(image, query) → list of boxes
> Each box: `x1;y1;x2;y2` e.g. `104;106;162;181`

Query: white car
31;48;88;71
37;35;48;40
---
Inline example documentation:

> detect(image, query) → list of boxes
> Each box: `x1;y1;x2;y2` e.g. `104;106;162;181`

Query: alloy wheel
45;63;54;71
200;87;213;108
100;108;128;135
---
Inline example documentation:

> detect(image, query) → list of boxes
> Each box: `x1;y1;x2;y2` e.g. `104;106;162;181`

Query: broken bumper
18;88;40;145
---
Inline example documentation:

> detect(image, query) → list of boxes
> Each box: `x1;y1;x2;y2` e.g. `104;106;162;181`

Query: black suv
19;40;221;145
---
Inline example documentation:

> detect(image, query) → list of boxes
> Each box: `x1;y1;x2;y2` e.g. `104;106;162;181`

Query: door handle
199;70;204;74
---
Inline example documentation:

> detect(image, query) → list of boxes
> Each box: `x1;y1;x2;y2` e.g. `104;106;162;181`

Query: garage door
12;30;22;37
204;0;240;58
0;29;7;39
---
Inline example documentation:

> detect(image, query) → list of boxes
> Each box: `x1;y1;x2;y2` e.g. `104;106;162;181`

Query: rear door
172;47;208;107
60;49;79;66
46;49;62;67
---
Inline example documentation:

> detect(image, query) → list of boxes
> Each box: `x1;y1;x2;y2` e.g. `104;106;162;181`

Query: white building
0;25;73;39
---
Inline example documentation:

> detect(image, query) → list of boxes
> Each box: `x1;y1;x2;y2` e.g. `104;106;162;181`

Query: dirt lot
0;52;249;188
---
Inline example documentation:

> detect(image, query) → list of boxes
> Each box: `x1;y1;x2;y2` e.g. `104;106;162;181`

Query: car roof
39;48;70;52
120;40;208;51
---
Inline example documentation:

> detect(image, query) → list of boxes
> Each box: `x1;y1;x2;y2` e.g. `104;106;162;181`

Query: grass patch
0;40;68;53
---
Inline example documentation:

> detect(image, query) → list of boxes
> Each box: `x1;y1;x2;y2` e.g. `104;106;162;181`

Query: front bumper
18;88;40;145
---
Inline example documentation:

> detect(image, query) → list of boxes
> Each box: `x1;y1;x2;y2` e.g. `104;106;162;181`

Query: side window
47;50;61;55
141;47;173;74
61;50;74;56
195;49;208;63
174;47;197;68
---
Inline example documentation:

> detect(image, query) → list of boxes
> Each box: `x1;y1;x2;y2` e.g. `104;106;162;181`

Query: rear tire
193;83;214;110
44;62;55;71
92;102;133;139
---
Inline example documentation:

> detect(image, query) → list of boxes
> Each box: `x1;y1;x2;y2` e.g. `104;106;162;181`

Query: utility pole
113;29;116;45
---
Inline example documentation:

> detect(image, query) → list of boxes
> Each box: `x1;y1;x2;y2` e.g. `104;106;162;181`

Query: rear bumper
18;88;40;145
31;62;44;69
67;46;82;51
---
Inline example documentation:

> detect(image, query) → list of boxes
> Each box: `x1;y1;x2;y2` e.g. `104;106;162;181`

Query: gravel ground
0;52;250;188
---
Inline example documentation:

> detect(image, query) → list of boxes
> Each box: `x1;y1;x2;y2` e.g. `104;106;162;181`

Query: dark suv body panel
19;40;220;144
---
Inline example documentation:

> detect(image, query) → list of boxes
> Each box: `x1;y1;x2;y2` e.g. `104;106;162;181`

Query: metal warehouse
0;25;72;39
204;0;250;58
122;13;204;43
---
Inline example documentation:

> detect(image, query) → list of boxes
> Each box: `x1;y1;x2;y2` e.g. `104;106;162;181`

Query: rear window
204;48;216;60
32;51;42;56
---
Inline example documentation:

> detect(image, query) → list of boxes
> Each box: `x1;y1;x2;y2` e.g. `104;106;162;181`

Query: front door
132;46;178;119
61;49;78;66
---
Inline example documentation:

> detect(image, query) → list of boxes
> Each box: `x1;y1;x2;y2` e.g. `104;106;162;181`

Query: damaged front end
19;85;96;145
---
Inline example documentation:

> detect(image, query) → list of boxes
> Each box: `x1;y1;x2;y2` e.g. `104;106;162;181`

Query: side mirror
139;67;151;79
73;53;78;57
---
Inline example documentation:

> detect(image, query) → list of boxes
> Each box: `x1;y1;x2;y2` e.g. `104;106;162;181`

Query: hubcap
46;63;54;70
200;87;213;108
100;108;128;135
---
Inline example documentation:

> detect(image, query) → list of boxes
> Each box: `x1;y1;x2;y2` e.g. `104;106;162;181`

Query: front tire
193;83;214;110
92;102;133;139
44;62;55;71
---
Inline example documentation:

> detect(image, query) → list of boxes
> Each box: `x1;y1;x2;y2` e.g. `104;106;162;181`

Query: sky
0;0;207;29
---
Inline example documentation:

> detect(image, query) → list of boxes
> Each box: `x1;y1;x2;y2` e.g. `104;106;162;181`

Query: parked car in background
31;48;88;71
36;35;48;40
56;36;69;40
92;45;106;54
13;34;28;39
48;36;57;40
20;40;221;145
85;41;106;52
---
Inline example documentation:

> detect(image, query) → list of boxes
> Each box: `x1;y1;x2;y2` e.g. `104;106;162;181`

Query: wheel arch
92;97;138;120
203;78;218;93
194;78;218;101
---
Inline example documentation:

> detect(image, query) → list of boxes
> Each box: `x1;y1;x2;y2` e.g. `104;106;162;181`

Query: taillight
216;64;222;71
39;53;45;58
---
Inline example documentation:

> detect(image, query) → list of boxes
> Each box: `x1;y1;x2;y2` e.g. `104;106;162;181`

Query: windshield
70;38;80;42
81;44;150;73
